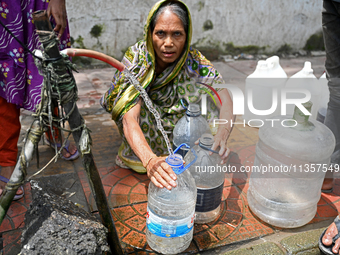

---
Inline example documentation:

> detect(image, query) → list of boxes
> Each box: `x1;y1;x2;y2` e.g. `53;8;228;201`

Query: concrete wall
66;0;323;60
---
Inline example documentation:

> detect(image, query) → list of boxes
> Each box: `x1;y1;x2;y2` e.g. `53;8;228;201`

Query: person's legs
44;107;78;159
320;0;340;254
0;97;23;196
322;0;340;191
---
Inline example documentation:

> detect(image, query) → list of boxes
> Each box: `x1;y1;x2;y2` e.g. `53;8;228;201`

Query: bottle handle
178;143;197;172
266;56;279;69
180;99;190;122
183;148;197;171
173;143;198;172
173;143;190;154
180;98;188;110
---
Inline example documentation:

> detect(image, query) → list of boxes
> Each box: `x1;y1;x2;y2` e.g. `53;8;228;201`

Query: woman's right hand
146;156;177;190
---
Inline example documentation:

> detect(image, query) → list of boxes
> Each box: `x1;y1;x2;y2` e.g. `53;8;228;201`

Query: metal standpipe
0;120;42;223
0;10;123;255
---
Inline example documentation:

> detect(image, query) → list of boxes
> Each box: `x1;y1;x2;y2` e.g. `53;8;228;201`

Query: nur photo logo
200;82;312;128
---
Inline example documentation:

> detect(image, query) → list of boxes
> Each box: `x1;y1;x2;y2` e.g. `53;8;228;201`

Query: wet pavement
1;55;337;254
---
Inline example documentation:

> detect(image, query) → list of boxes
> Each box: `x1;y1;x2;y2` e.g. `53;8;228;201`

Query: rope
30;30;85;168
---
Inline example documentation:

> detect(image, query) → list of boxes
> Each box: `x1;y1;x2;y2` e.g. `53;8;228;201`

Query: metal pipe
0;120;42;223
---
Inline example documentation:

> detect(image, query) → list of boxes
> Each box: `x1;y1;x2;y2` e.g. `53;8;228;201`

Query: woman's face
152;10;186;72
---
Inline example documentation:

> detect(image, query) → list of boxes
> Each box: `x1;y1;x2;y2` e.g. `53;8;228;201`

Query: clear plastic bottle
285;61;320;119
173;103;211;157
243;56;287;122
247;102;335;228
184;134;225;223
146;144;197;254
316;73;329;123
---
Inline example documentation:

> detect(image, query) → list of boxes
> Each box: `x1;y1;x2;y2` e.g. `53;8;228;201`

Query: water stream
124;69;174;155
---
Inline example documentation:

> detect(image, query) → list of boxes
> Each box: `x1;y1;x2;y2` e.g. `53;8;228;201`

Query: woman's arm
122;98;177;190
211;88;234;164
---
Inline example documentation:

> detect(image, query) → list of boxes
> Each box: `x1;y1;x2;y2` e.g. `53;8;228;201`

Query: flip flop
0;175;24;201
45;137;79;161
319;216;340;254
322;188;334;193
60;140;80;161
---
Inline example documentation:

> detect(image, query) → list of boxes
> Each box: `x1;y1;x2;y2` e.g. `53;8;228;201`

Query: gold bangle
144;156;156;169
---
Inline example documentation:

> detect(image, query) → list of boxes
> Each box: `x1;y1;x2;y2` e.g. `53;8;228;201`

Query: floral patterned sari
0;0;70;111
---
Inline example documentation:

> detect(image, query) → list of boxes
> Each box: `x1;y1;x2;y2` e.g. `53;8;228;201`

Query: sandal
45;137;80;161
322;188;334;193
0;175;24;201
319;216;340;254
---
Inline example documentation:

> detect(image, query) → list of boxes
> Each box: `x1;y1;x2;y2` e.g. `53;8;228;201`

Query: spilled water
124;69;174;155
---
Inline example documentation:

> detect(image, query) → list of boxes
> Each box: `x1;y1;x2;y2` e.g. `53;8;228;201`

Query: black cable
0;18;42;61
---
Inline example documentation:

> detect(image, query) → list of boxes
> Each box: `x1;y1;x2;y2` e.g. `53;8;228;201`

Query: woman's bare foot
322;178;334;191
0;166;24;196
322;221;340;254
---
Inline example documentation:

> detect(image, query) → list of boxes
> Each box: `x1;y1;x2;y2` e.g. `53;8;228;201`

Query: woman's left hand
210;127;231;164
209;88;234;164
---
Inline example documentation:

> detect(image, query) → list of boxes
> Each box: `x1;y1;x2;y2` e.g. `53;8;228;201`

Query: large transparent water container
173;103;211;157
146;144;197;254
243;56;287;122
247;102;335;228
184;134;225;224
316;73;329;123
285;61;320;119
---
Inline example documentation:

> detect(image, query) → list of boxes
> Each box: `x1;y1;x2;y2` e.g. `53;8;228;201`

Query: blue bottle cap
166;154;183;167
166;154;185;174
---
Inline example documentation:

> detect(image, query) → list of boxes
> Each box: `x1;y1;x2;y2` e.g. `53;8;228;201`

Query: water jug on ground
285;61;320;119
184;133;225;223
173;102;211;157
243;56;287;123
146;144;197;254
247;102;335;228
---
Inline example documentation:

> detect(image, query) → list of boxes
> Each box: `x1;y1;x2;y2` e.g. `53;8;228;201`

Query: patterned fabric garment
0;0;70;111
100;0;225;173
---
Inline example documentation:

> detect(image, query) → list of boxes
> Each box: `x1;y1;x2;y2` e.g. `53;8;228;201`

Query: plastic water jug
243;56;287;122
173;102;211;157
247;102;335;228
317;73;329;123
146;144;197;254
285;61;320;119
184;134;225;223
